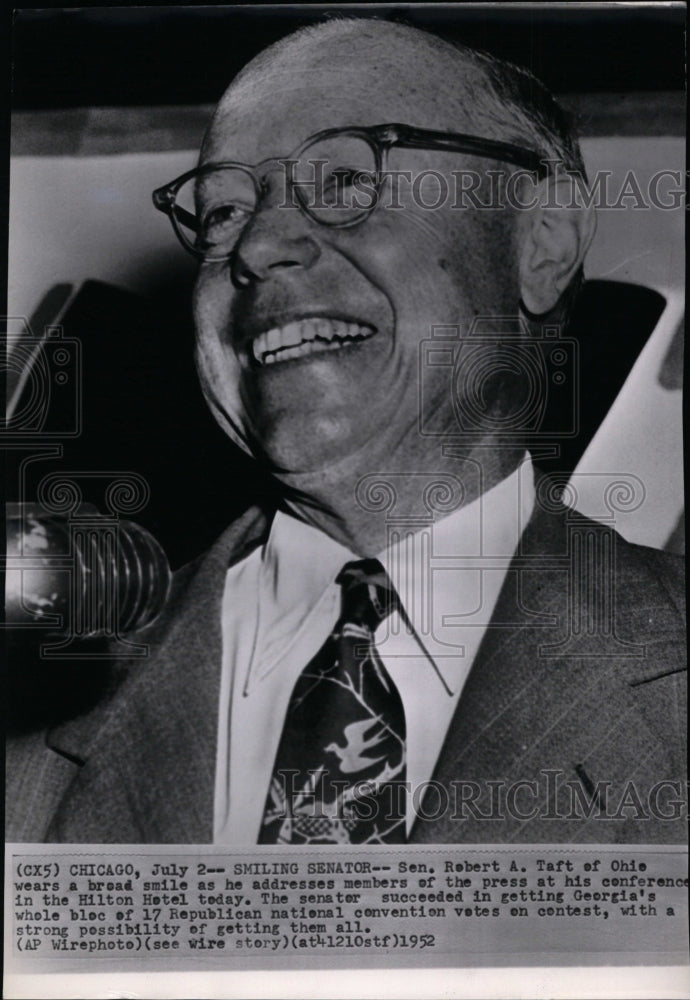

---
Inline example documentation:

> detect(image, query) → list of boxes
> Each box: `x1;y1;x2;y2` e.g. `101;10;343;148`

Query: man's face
194;38;521;474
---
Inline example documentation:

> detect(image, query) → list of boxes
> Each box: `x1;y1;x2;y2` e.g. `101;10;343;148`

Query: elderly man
7;19;685;844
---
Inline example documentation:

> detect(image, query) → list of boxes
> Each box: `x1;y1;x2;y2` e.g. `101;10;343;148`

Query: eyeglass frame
152;121;551;262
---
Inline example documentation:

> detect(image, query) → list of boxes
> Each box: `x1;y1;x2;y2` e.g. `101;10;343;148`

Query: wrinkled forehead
201;30;484;165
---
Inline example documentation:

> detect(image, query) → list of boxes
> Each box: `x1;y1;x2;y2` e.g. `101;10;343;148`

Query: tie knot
336;558;397;630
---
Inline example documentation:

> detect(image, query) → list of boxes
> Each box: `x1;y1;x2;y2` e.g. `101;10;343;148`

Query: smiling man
7;19;686;845
191;20;576;549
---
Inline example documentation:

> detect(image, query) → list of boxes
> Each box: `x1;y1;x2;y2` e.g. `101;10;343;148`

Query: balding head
205;19;583;173
192;17;594;506
209;20;485;142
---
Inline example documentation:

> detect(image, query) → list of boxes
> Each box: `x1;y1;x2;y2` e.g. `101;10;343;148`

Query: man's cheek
195;320;244;420
193;270;235;338
399;265;475;330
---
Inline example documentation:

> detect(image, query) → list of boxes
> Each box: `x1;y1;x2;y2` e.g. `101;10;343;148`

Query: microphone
5;503;171;638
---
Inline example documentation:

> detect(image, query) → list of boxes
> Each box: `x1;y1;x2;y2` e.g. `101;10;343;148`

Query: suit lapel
46;507;269;843
410;501;675;843
411;508;567;842
42;497;680;844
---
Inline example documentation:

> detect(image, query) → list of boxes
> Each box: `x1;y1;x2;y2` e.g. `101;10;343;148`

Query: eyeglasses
152;122;550;262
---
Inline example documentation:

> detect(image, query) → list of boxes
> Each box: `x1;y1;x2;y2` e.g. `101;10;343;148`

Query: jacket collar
47;498;677;843
47;506;270;842
410;501;678;842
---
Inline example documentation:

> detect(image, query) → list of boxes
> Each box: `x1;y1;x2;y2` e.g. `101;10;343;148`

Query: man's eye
326;167;356;185
325;168;366;189
321;169;376;207
201;202;252;241
324;168;363;188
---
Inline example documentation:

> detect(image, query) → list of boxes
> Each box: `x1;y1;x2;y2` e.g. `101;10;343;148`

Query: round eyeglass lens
174;166;258;258
291;133;379;225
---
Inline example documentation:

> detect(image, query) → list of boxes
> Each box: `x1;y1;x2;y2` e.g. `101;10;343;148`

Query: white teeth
301;318;318;341
281;321;304;348
263;338;344;365
250;317;375;366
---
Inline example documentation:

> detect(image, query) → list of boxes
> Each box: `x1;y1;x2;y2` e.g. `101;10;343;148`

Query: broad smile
247;316;377;367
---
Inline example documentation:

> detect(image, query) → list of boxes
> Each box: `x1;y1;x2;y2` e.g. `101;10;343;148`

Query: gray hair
457;44;586;177
456;41;587;321
229;16;588;321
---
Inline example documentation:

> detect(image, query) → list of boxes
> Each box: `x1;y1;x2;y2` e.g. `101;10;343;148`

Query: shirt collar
246;511;354;686
377;454;535;693
248;454;534;689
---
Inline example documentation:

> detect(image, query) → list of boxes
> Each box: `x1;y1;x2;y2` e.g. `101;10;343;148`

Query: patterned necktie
259;558;407;845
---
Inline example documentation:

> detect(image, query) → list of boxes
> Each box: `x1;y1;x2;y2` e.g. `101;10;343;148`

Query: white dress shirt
214;456;535;843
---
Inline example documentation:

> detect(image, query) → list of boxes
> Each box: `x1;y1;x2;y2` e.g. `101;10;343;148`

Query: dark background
6;5;686;572
4;5;685;729
11;5;686;108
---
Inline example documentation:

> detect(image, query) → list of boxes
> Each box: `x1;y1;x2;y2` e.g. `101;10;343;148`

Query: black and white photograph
3;4;687;998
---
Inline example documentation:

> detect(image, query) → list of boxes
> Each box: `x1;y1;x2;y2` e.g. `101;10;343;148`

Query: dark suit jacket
6;502;686;844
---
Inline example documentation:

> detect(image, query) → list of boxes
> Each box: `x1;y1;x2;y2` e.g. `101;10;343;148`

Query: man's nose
231;193;321;287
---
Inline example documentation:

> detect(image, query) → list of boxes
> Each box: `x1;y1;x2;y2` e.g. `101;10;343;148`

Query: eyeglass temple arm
152;189;200;233
388;125;549;177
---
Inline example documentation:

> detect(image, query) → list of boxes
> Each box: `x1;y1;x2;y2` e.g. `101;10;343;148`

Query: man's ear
518;176;597;316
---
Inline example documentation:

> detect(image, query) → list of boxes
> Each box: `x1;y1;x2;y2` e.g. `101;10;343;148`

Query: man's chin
248;419;376;478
